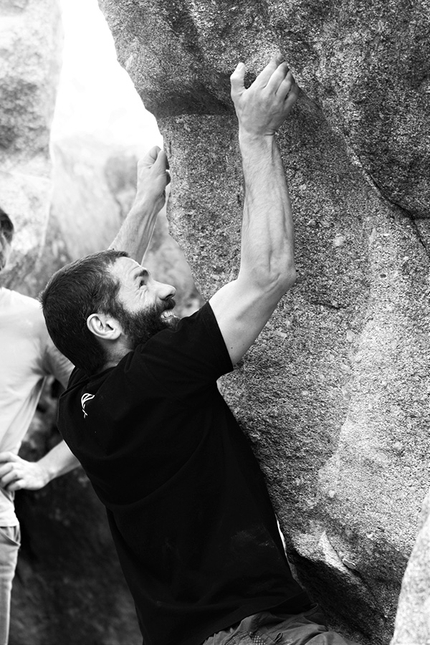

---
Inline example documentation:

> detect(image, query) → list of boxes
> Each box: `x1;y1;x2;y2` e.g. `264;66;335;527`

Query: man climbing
41;59;357;645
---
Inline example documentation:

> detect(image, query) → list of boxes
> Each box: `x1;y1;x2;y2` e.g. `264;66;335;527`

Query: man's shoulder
60;366;113;428
0;288;47;342
133;302;220;363
66;366;109;395
0;287;42;314
0;289;72;381
129;301;233;386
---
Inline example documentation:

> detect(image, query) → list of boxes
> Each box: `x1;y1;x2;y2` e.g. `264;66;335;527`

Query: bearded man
41;59;357;645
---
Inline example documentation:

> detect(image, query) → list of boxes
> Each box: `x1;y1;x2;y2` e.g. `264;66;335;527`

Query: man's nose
154;281;176;301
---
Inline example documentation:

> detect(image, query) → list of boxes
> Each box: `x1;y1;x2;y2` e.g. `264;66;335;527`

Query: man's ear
86;313;122;341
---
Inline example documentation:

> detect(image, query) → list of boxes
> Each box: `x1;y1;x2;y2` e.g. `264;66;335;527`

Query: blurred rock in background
0;0;62;287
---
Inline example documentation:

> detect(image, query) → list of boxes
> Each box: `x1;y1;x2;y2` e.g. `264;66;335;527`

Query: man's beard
115;297;179;350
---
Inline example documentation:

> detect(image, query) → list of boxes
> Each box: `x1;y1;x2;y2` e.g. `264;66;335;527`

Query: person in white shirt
0;146;169;644
0;208;78;645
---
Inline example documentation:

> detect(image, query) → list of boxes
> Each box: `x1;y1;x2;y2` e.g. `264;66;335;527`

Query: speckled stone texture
0;0;63;286
98;1;430;643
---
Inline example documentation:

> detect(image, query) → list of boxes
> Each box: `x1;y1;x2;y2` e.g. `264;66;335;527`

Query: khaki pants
204;606;358;645
0;526;20;645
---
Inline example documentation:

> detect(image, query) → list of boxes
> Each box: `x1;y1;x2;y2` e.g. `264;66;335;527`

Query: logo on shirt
81;393;95;418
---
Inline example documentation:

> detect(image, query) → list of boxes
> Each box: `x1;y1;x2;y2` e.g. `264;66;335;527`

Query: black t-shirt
59;303;309;645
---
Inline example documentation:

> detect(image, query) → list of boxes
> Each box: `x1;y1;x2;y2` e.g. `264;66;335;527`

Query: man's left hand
134;146;171;215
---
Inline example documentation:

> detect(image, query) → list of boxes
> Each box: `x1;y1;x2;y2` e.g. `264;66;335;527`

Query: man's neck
102;343;133;371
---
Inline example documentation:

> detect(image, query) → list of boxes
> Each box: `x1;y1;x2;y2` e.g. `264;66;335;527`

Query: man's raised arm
109;145;170;263
210;58;299;364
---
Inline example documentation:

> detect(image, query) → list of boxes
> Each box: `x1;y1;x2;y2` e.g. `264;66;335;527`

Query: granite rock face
0;0;63;285
98;1;430;643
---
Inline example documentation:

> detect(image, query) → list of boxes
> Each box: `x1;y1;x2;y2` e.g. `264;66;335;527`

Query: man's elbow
264;264;296;298
245;260;297;296
279;264;297;293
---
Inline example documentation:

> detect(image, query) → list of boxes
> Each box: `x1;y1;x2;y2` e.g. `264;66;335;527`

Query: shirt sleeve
125;302;233;399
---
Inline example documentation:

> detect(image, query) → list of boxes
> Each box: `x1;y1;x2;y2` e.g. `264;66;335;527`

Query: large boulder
98;1;430;643
0;0;63;286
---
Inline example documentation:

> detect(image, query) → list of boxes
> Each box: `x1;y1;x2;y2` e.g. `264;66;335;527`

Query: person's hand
0;452;50;492
230;58;299;137
134;146;171;214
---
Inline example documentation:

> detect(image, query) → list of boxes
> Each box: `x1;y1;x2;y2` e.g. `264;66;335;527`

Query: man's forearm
109;198;160;263
208;59;298;365
239;131;295;292
109;147;169;264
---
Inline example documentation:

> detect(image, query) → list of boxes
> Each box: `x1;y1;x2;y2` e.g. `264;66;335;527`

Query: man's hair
0;208;14;243
41;249;129;375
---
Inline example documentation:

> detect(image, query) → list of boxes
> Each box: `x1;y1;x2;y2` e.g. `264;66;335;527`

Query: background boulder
0;0;62;286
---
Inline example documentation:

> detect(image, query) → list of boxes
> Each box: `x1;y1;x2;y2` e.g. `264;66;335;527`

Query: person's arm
0;149;169;493
0;442;80;492
209;58;299;365
109;145;170;263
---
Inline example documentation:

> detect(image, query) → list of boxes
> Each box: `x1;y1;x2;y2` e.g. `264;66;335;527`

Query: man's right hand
230;58;299;138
